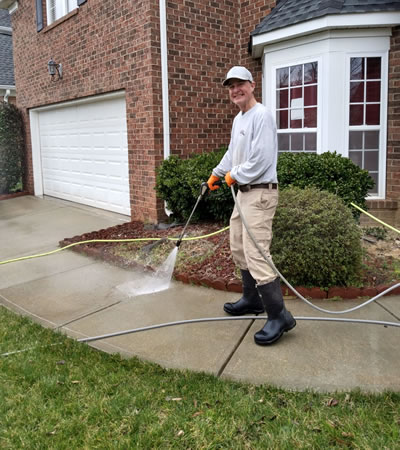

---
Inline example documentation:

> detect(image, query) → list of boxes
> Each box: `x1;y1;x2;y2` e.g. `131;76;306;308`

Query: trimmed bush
155;148;234;222
277;152;374;219
271;187;363;288
0;103;25;194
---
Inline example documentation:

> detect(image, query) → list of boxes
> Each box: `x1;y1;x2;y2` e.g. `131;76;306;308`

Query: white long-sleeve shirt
213;103;278;185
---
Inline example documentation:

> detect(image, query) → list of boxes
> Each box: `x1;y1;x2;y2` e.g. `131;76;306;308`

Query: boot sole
223;306;264;316
254;319;297;346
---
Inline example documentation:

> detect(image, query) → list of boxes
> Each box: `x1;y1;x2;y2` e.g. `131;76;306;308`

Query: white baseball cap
222;66;254;86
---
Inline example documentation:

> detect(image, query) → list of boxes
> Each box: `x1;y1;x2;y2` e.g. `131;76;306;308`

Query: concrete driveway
1;195;399;392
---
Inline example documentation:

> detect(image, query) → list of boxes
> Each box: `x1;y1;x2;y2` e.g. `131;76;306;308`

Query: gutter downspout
3;89;10;103
159;0;172;216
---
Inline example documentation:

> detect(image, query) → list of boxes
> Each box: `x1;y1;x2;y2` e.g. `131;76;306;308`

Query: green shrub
156;149;373;223
271;187;363;288
0;103;25;194
155;148;234;222
277;152;374;219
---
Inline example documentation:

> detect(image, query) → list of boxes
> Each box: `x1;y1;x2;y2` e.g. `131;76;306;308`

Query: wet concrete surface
1;196;399;392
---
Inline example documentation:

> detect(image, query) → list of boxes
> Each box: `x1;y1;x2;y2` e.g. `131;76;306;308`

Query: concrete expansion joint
375;300;400;321
217;318;256;378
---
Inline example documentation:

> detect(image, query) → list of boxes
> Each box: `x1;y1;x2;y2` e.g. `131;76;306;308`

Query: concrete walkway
0;195;399;392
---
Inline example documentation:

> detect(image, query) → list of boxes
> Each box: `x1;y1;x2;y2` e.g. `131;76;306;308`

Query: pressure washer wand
175;181;221;248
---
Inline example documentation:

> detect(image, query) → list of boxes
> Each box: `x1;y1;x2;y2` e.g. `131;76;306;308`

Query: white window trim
262;28;391;199
344;51;388;199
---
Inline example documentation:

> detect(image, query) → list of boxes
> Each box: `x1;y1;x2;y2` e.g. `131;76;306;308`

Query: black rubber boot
254;277;296;345
223;269;264;316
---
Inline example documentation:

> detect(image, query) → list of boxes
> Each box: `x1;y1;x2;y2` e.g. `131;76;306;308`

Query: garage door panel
37;96;130;215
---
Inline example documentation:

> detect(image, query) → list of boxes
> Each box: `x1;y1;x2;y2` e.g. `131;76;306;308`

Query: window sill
43;8;78;33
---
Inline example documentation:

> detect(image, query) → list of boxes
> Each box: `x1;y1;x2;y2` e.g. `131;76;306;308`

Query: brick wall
10;0;277;222
166;0;238;157
387;26;400;203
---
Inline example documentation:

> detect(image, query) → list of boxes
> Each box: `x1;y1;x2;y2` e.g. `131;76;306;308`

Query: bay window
263;29;389;198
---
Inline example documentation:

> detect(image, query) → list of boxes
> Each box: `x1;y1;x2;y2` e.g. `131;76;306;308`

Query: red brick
207;278;227;291
328;287;362;299
289;286;327;299
227;279;243;293
360;287;378;298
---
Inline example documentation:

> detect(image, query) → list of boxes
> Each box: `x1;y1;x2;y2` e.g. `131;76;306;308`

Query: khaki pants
230;188;278;285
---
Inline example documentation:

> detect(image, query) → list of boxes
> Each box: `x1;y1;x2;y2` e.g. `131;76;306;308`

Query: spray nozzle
199;180;223;197
200;182;209;197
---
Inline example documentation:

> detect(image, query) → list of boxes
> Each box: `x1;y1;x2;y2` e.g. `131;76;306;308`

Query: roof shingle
0;8;11;28
0;9;14;86
252;0;400;36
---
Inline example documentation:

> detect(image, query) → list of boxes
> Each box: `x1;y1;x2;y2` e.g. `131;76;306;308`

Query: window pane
304;108;317;127
349;150;362;166
277;89;288;109
350;105;363;125
350;82;364;103
367;57;381;80
366;104;380;125
305;133;316;151
290;87;302;100
304;85;317;106
350;58;364;80
364;151;379;171
277;68;289;88
366;81;380;102
278;133;289;151
364;131;379;149
349;131;363;149
277;110;288;129
290;65;303;86
290;118;302;129
291;133;303;150
368;173;378;194
304;62;318;84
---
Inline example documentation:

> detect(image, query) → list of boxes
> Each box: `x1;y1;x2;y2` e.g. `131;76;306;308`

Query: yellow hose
351;202;400;234
1;201;398;267
0;226;230;266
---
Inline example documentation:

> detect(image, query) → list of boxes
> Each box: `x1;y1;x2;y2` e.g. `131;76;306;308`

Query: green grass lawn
0;306;399;449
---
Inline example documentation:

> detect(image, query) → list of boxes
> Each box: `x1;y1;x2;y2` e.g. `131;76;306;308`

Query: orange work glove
207;174;220;191
225;171;236;187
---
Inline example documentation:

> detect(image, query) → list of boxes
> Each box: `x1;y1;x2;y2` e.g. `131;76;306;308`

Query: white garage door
37;95;130;215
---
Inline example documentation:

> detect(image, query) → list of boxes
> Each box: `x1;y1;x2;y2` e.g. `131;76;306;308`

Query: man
207;66;296;346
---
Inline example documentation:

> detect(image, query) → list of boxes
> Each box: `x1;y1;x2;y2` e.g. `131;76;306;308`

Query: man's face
227;79;255;112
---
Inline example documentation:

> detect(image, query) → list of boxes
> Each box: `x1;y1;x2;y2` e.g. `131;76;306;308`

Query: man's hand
225;171;236;187
207;174;220;191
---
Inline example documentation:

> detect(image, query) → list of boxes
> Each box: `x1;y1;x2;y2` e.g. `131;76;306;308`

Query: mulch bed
60;221;400;299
